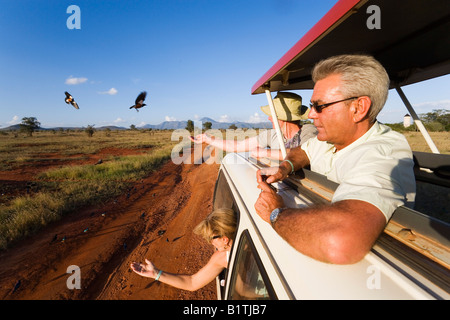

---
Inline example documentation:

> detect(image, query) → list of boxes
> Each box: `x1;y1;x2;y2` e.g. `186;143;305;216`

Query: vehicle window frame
227;230;277;300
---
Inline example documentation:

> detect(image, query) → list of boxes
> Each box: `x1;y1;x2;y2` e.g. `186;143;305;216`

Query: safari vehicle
213;0;450;300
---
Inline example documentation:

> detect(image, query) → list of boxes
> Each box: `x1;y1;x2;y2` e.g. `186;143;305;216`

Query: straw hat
261;92;309;121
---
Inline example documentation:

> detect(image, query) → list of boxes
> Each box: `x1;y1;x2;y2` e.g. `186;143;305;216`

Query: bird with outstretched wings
129;91;147;112
64;91;79;109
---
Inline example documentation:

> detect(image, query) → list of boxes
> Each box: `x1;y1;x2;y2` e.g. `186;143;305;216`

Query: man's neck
282;122;301;140
334;121;374;151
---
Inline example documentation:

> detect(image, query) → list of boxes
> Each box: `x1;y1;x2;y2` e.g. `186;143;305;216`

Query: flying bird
64;91;79;109
129;91;147;112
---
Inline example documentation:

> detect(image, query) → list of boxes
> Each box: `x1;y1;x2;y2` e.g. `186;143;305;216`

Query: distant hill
140;117;272;130
0;124;22;131
0;125;127;131
0;117;272;131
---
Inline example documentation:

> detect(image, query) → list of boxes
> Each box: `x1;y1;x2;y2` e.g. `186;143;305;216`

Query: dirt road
0;147;220;300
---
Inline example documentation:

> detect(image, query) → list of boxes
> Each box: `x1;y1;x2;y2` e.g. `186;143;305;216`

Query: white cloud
248;112;265;123
65;76;88;85
413;100;450;112
113;117;125;124
218;115;230;123
8;115;20;125
165;116;176;121
99;88;118;95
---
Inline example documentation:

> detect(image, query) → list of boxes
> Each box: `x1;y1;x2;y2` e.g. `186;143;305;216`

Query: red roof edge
251;0;362;94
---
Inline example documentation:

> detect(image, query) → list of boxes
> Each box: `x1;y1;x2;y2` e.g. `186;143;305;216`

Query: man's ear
351;96;371;122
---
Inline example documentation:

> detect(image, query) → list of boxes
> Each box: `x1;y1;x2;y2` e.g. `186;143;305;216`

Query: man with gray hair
255;54;416;264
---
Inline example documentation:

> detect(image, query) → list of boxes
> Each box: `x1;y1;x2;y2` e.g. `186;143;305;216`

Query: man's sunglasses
309;96;358;113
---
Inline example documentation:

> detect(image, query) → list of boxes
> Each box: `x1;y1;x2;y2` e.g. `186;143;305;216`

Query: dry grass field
402;131;450;154
0;129;179;250
0;129;176;171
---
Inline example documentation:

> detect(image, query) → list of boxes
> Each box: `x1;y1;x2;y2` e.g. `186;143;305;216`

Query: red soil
0;145;220;300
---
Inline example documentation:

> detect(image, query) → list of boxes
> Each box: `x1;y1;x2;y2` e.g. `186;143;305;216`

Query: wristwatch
270;207;287;226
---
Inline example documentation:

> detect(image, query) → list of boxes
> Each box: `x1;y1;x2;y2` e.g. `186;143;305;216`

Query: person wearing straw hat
190;92;317;160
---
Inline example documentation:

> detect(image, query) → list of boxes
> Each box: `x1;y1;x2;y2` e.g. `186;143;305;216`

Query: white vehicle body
214;153;449;300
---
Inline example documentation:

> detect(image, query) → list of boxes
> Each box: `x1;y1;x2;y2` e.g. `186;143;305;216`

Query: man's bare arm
274;200;386;264
255;181;386;264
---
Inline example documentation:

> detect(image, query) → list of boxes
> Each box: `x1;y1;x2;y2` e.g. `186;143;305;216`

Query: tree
85;125;95;137
419;109;449;131
186;120;194;132
20;117;41;136
203;121;212;131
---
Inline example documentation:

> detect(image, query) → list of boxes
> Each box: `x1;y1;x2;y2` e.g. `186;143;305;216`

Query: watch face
270;208;282;223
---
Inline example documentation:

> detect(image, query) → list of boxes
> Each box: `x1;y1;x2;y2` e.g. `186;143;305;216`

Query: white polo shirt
301;122;416;221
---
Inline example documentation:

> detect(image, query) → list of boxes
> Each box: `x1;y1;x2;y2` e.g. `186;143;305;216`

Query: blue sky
1;0;449;129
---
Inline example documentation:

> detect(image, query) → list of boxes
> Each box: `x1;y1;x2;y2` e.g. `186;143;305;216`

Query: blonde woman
130;208;237;292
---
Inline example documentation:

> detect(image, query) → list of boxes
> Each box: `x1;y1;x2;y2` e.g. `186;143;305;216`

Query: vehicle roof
251;0;450;94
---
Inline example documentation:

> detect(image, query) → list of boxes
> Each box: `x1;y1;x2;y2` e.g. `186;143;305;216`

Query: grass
0;150;174;249
401;131;450;154
40;150;171;181
0;129;177;249
0;129;166;170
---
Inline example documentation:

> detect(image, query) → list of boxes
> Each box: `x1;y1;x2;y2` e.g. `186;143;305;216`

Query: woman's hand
130;259;159;279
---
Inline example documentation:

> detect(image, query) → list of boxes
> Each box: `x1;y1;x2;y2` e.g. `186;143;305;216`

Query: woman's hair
193;208;237;242
312;54;390;123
